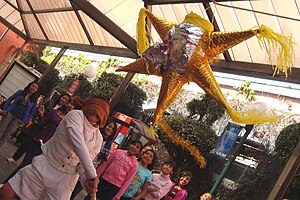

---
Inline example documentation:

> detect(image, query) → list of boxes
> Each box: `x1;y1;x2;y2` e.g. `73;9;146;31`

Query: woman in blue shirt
0;81;39;149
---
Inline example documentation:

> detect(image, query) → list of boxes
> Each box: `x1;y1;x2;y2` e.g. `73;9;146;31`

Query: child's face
141;146;152;155
59;95;70;106
141;150;154;164
128;143;142;156
103;123;115;138
200;193;212;200
86;114;101;128
29;83;39;94
179;175;191;187
162;163;174;175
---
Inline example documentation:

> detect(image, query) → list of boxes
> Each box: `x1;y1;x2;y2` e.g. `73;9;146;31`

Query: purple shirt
33;109;63;143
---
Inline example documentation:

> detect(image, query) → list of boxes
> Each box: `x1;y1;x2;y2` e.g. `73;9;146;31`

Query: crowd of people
0;81;212;200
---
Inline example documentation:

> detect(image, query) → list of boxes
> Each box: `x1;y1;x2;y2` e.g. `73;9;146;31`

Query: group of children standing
82;138;193;200
0;81;212;200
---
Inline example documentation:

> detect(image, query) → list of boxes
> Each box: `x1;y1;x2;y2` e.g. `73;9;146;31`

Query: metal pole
267;140;300;200
109;72;135;109
38;47;67;85
0;28;9;41
210;124;254;195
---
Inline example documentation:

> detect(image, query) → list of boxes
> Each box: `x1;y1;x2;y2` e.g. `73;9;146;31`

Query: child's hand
111;197;118;200
0;110;7;116
38;105;45;117
84;178;99;196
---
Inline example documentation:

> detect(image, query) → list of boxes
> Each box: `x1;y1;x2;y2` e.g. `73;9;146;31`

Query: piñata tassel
257;25;294;78
157;118;206;168
137;8;150;55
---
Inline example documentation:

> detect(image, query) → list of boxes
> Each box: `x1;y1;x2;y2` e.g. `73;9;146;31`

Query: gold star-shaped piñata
116;8;293;167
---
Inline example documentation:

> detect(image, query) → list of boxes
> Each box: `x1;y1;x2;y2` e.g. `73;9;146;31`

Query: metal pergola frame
2;0;299;84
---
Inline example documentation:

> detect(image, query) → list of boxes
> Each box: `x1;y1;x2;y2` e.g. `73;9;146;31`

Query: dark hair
141;149;157;170
175;171;192;188
53;93;71;108
130;140;143;150
22;81;39;101
100;121;117;142
163;160;176;172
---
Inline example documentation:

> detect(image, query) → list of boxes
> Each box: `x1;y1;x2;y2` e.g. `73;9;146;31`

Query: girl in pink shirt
163;171;192;200
85;140;143;200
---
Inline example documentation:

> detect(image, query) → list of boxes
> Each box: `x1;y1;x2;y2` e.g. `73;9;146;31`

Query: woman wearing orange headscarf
0;97;110;200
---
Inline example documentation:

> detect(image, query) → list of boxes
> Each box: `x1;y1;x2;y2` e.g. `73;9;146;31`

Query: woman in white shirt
0;97;110;200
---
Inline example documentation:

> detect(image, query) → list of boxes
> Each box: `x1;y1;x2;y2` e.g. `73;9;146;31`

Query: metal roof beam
70;0;138;56
22;7;78;14
70;1;94;45
31;38;138;59
0;16;27;40
143;0;243;5
15;0;29;36
3;0;21;12
203;2;232;62
25;0;49;40
211;60;300;84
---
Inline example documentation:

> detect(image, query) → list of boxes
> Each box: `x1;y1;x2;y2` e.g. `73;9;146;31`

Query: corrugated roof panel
183;3;207;19
13;19;25;33
90;0;142;39
272;0;300;68
0;3;16;18
0;1;5;7
23;14;45;39
251;1;289;66
79;11;124;48
18;0;30;12
231;1;262;63
37;12;89;44
213;2;250;62
5;10;20;25
28;0;71;10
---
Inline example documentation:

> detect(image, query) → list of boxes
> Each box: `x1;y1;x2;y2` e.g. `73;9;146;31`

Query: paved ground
0;137;87;200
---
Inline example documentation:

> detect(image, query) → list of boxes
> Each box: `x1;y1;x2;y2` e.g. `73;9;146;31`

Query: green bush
275;123;300;198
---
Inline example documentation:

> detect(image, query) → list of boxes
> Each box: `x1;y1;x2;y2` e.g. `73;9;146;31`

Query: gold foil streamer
157;118;206;168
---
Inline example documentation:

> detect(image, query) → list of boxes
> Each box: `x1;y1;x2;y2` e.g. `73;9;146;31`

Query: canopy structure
0;0;299;84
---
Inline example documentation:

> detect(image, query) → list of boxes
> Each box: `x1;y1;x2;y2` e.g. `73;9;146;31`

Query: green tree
237;80;256;102
214;150;282;200
92;72;147;117
187;94;225;126
155;95;225;200
275;123;300;199
19;51;61;97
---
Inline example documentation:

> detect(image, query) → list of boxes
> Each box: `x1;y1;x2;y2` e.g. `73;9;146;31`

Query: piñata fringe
257;25;294;78
137;8;150;55
157;118;206;168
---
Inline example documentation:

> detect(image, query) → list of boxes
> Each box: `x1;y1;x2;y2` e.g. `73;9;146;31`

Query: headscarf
81;98;110;128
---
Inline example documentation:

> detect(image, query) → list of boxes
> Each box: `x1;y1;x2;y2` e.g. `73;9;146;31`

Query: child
121;148;157;200
163;171;192;200
143;160;176;200
85;140;143;200
200;193;212;200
